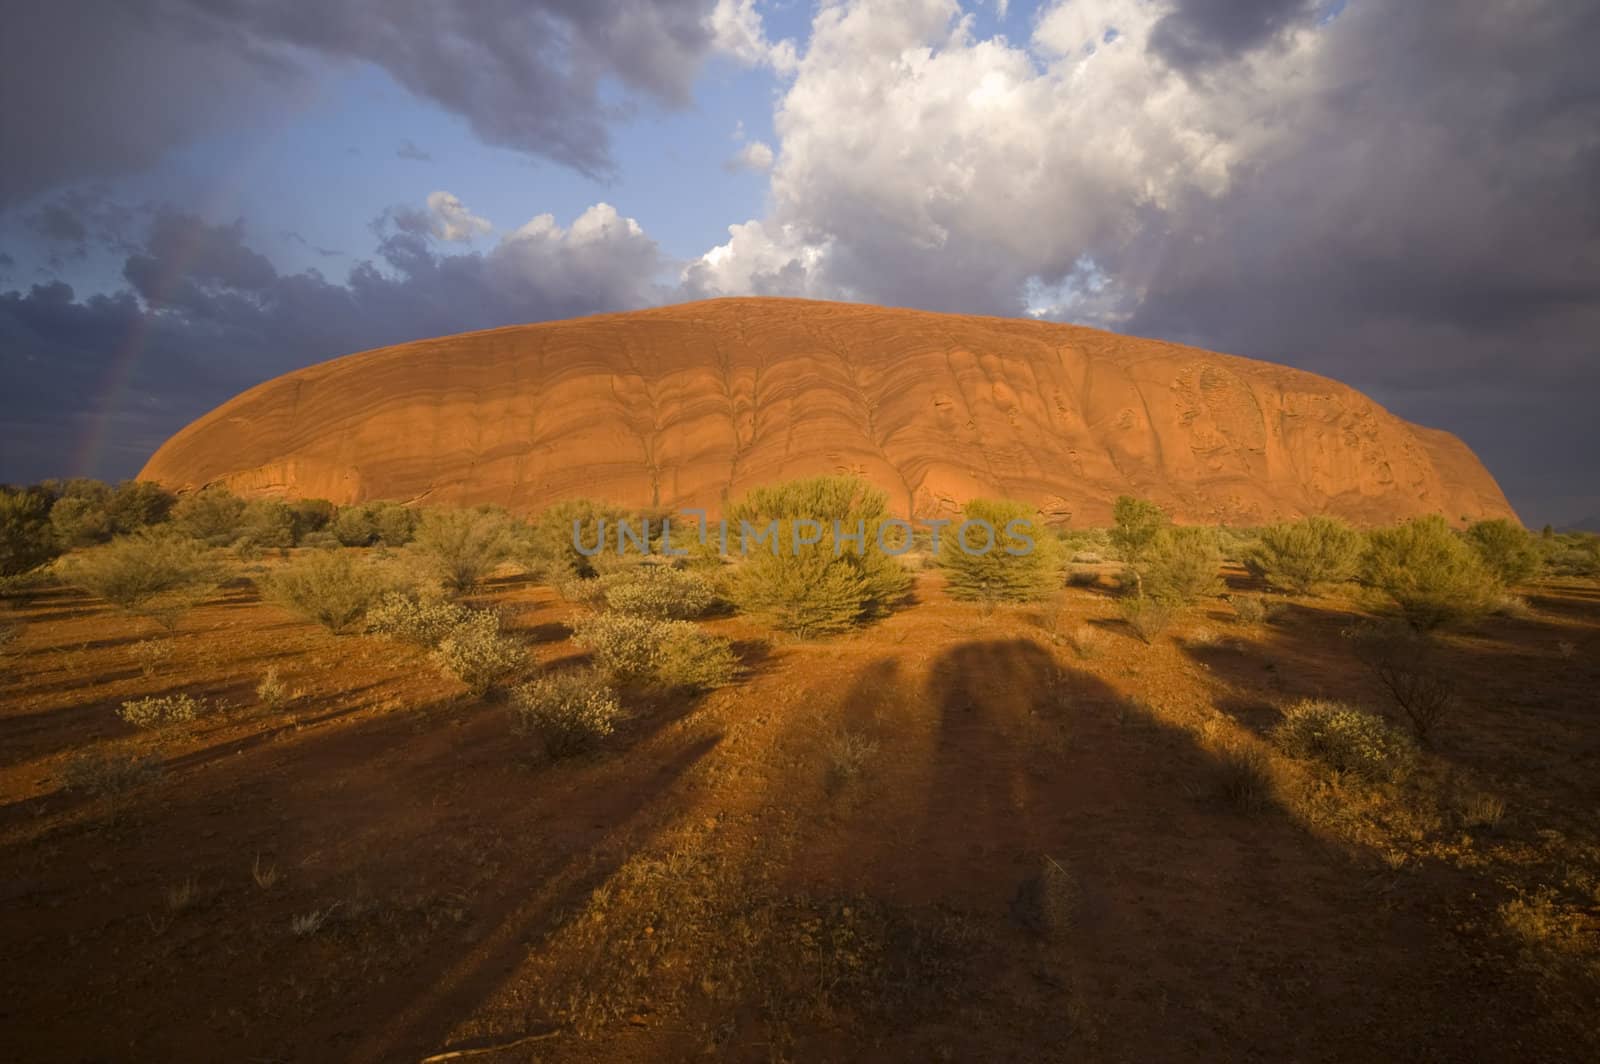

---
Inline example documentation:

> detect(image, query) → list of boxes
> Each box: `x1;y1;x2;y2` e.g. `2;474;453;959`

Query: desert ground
2;546;1597;1062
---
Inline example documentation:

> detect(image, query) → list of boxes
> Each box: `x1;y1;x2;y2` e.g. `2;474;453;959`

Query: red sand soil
139;298;1516;527
2;566;1597;1061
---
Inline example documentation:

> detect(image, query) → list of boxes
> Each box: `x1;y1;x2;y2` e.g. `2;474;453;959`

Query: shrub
1139;526;1223;605
1214;744;1272;812
256;667;292;708
939;498;1064;602
1362;515;1500;630
572;612;738;691
413;507;512;591
259;549;394;633
119;693;205;728
238;499;297;549
1345;622;1459;743
1228;594;1271;625
726;476;909;636
510;669;624;757
597;564;721;619
1067;623;1100;659
62;749;162;797
48;478;115;547
1;485;62;578
288;498;336;540
65;532;220;630
1544;533;1600;578
365;591;472;646
1274;699;1414;782
1465;519;1541;587
1244;516;1363;595
824;731;879;795
130;638;175;676
430;610;524;694
1109;496;1166;572
523;498;636;580
332;504;380;547
1118;596;1173;644
172;485;247;545
104;480;176;534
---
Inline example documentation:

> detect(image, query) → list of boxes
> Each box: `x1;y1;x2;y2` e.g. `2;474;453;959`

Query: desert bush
1214;744;1273;812
939;498;1064;602
1139;526;1223;605
172;486;247;545
431;610;524;693
331;504;380;547
1465;518;1541;587
1109;496;1166;571
365;591;472;646
119;693;205;728
47;478;115;547
130;637;175;676
510;669;624;758
522;498;636;580
596;564;721;619
726;476;909;636
1362;515;1500;630
259;549;395;633
1065;567;1099;588
1274;698;1414;782
1117;596;1173;644
1244;516;1363;595
1228;594;1272;625
824;731;879;795
288;498;336;539
413;507;513;591
104;480;176;534
1544;533;1600;578
1345;622;1459;743
572;612;738;691
1068;623;1100;659
65;532;220;630
256;667;292;708
237;498;297;549
62;749;162;797
1;485;61;578
1213;526;1262;565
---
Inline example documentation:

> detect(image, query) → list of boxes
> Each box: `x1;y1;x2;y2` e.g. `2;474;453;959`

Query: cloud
0;199;668;485
1147;0;1319;71
724;140;776;173
710;0;800;73
0;0;724;207
424;191;494;243
395;139;433;162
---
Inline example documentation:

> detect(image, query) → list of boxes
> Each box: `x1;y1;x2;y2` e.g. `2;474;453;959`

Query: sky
0;0;1596;526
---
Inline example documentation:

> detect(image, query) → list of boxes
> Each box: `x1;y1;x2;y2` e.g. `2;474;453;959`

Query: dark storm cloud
0;0;717;208
1124;0;1600;523
0;202;666;484
1148;0;1318;70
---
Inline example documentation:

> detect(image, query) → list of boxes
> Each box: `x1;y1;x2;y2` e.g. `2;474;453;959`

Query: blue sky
1;0;1596;525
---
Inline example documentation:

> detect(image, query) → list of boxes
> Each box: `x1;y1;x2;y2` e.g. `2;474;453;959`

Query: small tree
173;486;247;545
1140;526;1223;605
939;498;1064;603
1363;515;1500;630
726;476;909;637
238;498;297;549
1346;622;1459;744
1109;496;1167;595
413;507;513;591
1244;516;1363;595
522;498;635;580
259;549;394;633
65;531;221;630
288;499;336;541
105;480;176;534
1465;518;1541;587
48;479;115;547
1;486;62;578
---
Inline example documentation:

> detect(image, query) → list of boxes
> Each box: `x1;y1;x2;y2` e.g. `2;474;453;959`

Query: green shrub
172;486;247;545
1274;699;1414;782
1244;516;1363;594
572;612;738;691
939;498;1064;602
1464;519;1541;587
65;532;220;630
1;486;62;578
726;476;909;636
1544;533;1600;578
1109;496;1166;571
522;498;636;580
1117;596;1173;644
48;478;115;547
430;610;524;693
119;693;205;728
259;549;395;633
104;480;176;534
413;507;512;591
1228;594;1272;625
1362;515;1500;630
288;498;336;540
597;564;721;619
1214;743;1273;812
365;591;473;646
510;669;624;758
62;748;163;796
1139;526;1223;605
332;504;380;546
237;499;297;549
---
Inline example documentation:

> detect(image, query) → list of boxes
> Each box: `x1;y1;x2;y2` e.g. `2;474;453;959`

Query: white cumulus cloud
426;190;493;242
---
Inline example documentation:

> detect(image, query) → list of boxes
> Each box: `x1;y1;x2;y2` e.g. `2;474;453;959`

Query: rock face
140;297;1516;526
